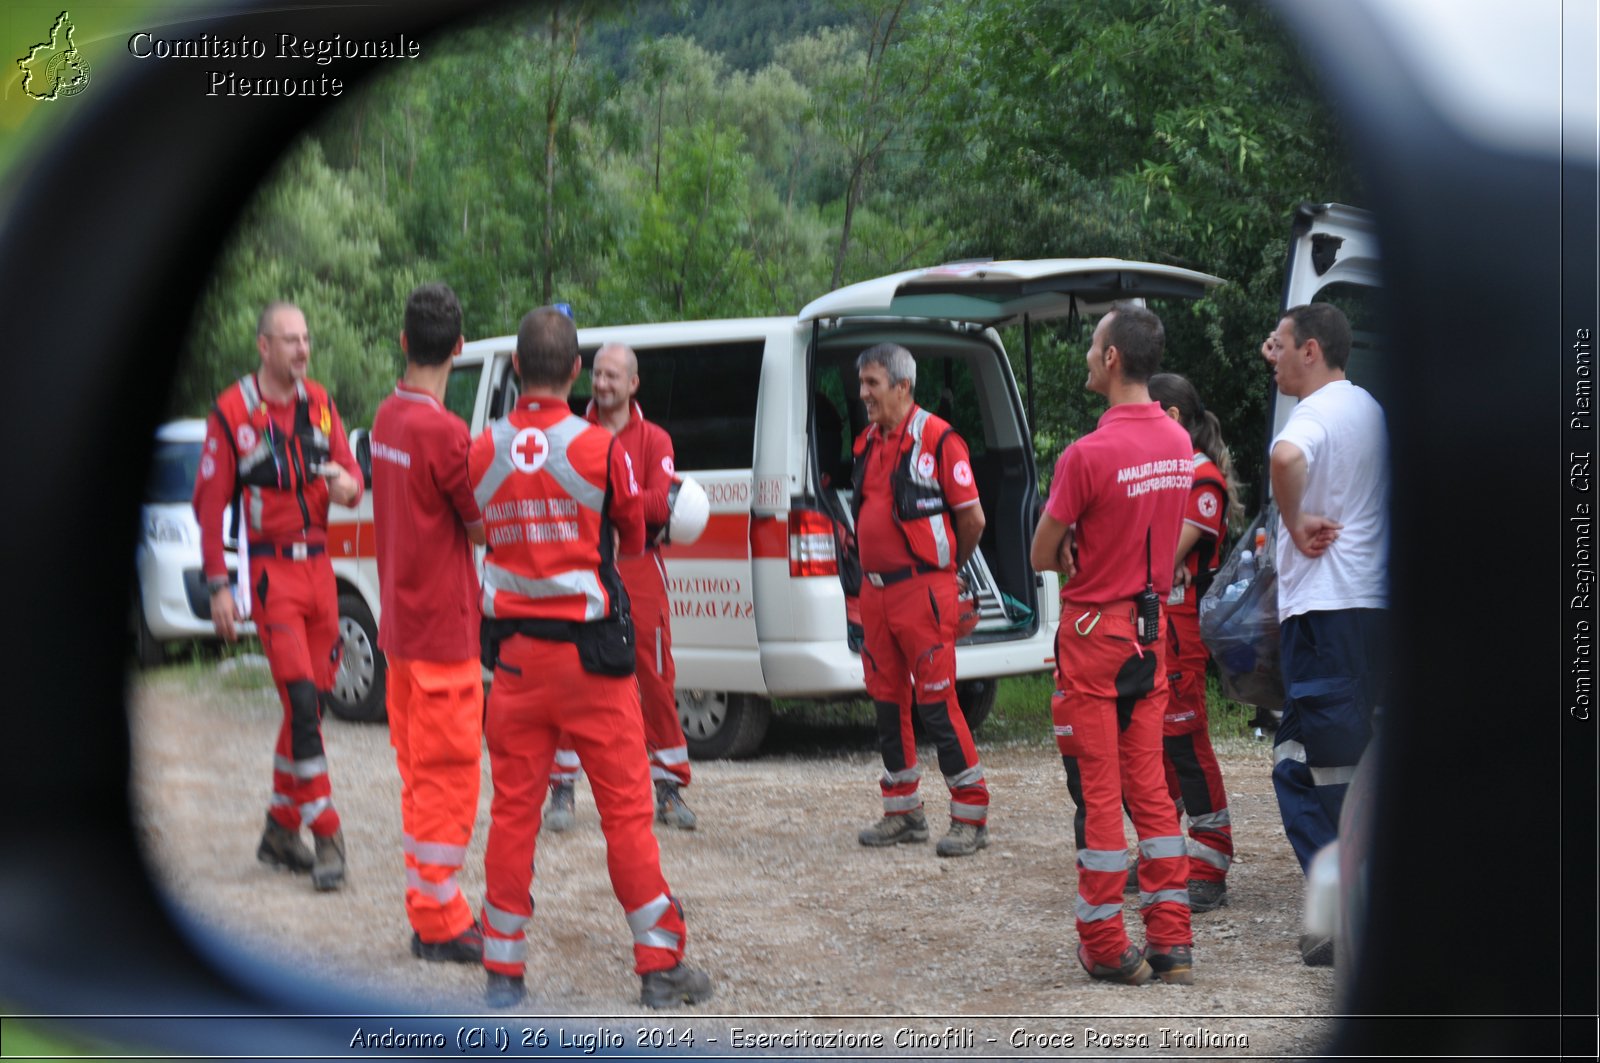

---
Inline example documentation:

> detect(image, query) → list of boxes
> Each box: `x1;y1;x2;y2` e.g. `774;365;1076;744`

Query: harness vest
211;374;334;538
473;408;627;625
851;406;959;571
1189;453;1229;599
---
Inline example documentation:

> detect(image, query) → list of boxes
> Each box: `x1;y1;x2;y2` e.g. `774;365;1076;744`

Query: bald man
544;344;699;833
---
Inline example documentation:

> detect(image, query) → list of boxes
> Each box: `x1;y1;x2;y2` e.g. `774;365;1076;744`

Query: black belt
862;562;939;588
248;541;325;560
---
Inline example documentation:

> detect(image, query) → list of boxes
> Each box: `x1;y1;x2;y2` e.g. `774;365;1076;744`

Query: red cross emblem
511;427;550;473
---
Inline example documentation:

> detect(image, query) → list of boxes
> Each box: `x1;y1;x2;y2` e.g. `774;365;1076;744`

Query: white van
328;259;1223;754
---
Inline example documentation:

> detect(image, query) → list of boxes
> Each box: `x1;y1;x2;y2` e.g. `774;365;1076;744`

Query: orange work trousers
1053;602;1191;965
386;655;483;944
480;634;686;979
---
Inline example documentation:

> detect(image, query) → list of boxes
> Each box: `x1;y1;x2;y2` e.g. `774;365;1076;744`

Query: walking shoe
1144;943;1195;985
543;782;575;833
1077;943;1153;986
310;828;346;891
857;809;929;847
256;814;314;873
1187;878;1228;912
654;781;698;831
935;820;988;857
411;920;484;964
1299;933;1334;967
639;963;714;1008
485;972;526;1009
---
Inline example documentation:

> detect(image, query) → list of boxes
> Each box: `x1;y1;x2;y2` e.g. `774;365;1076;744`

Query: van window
147;440;201;504
444;362;481;424
578;341;764;471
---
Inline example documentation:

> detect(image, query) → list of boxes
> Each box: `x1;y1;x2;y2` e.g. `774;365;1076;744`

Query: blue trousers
1271;608;1387;873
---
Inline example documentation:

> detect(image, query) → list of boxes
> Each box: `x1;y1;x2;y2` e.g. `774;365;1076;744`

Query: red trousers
387;656;483;943
1161;609;1232;883
252;552;340;837
552;551;689;789
480;634;686;978
1053;602;1190;963
859;572;987;825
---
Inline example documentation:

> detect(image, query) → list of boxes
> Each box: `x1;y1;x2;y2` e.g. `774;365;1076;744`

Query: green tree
916;0;1361;497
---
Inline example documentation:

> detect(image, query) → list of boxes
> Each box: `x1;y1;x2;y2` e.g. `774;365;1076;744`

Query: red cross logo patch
511;427;550;473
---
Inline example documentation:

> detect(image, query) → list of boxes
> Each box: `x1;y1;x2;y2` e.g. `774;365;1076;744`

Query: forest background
174;0;1363;505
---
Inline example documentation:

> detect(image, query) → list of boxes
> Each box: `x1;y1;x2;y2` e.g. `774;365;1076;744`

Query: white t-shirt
1272;379;1390;621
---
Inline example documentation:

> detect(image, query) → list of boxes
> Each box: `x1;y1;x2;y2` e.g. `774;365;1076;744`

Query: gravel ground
129;664;1336;1058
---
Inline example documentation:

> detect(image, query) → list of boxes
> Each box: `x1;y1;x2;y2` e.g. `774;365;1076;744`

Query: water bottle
1219;550;1254;602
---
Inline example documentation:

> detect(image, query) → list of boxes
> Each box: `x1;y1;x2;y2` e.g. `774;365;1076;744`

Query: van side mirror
348;428;372;489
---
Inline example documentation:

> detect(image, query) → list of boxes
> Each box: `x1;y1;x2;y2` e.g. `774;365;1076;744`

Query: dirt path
130;665;1336;1057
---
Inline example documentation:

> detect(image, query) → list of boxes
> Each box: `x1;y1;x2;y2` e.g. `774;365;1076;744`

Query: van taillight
788;509;838;577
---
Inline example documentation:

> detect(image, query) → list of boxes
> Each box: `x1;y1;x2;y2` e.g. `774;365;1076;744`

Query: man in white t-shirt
1267;302;1389;966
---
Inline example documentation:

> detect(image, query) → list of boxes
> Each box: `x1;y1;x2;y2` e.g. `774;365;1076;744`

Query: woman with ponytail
1144;372;1244;913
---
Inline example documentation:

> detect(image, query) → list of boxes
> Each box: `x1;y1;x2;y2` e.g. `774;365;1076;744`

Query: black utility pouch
574;614;637;676
1135;586;1162;646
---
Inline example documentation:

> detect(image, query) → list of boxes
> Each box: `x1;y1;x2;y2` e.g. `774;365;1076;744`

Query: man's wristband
207;576;232;594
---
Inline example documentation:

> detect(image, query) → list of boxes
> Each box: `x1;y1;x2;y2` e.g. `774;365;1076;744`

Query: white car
133;419;252;665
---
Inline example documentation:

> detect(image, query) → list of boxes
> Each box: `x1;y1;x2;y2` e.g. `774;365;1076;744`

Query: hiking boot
485;972;526;1009
935;820;988;858
654;781;697;831
1144;943;1195;984
256;814;314;874
411;920;483;964
1077;943;1153;986
1299;933;1334;967
1187;878;1228;913
543;782;575;834
639;963;714;1008
310;828;346;892
857;808;929;847
1125;857;1140;893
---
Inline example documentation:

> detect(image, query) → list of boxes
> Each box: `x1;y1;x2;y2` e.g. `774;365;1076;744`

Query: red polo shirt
371;381;483;661
856;407;979;572
1044;402;1193;605
585;399;674;545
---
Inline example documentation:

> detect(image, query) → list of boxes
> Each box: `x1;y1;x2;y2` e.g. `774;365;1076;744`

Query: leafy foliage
177;0;1359;506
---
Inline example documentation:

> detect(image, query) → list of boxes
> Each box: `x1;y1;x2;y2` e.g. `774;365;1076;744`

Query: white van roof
798;258;1224;327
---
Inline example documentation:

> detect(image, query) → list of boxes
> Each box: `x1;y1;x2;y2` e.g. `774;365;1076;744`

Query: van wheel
956;679;997;732
326;592;386;724
679;690;770;760
133;603;164;670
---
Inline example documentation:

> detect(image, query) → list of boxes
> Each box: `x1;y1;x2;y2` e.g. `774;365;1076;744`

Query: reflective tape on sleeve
1274;739;1308;764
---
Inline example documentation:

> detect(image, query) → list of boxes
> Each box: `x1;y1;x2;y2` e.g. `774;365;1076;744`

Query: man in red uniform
544;342;697;832
1030;302;1195;985
371;283;487;963
468;307;713;1010
193;300;362;892
850;343;989;858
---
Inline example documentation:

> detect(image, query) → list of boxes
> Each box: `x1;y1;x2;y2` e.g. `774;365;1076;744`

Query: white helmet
661;475;710;545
